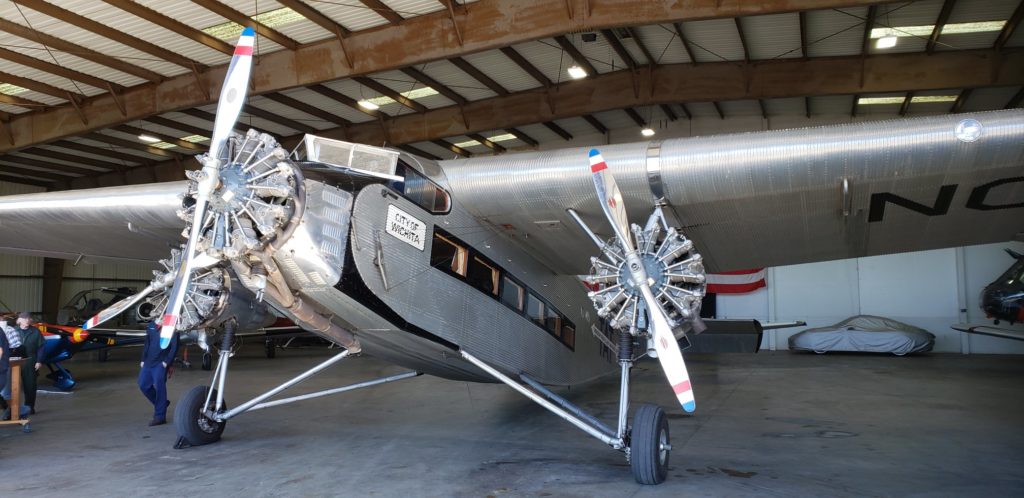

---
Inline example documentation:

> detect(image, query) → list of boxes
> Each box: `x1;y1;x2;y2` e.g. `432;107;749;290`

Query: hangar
0;0;1022;495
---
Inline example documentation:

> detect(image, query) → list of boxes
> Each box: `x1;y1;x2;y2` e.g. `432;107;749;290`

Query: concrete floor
1;344;1022;497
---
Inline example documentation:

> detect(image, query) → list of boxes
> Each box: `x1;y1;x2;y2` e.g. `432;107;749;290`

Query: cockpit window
394;161;451;214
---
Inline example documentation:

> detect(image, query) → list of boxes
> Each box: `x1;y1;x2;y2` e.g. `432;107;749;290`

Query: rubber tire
630;403;670;485
265;339;276;359
174;385;227;446
201;353;213;371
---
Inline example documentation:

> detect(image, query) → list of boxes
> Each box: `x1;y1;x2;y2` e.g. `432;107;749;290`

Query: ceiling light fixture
358;99;380;111
567;65;587;80
875;35;898;49
641;127;655;137
138;134;161;143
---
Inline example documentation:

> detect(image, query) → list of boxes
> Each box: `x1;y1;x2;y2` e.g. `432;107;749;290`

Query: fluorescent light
0;83;27;95
858;95;959;105
567;65;587;79
486;133;517;142
138;134;161;143
876;36;898;49
358;100;380;111
202;7;305;40
870;20;1006;40
364;87;439;106
180;134;209;143
452;139;481;148
640;127;655;137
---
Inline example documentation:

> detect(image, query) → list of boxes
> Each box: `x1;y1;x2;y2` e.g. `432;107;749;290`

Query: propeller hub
587;220;706;332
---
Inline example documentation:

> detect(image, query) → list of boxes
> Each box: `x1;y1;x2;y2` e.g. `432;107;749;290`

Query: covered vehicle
788;315;934;355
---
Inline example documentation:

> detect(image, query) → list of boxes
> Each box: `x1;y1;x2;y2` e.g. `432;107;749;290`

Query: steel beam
1;0;894;152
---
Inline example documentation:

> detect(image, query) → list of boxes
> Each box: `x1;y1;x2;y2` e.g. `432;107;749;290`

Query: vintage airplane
0;27;1022;484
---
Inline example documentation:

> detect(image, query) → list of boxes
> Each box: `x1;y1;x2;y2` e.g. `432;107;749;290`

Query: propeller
589;148;697;413
159;27;256;349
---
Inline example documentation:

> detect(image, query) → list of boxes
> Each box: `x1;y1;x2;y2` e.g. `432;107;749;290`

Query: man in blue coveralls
139;321;178;426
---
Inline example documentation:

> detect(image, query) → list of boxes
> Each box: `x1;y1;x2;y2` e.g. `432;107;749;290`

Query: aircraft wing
0;181;185;264
952;324;1024;342
440;110;1024;273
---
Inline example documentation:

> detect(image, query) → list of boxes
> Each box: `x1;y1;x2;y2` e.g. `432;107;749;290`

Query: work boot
148;417;166;427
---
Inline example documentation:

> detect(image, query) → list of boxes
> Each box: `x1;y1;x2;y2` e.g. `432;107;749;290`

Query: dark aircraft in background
954;248;1024;342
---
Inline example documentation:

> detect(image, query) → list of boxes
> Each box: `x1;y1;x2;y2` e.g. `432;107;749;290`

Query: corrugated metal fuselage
304;180;617;386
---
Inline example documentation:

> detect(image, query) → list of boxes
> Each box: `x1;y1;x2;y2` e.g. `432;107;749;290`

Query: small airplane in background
953;248;1024;342
1;27;1021;485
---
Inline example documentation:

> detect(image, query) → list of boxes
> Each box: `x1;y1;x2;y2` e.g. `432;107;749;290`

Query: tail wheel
174;385;227;446
630;403;670;485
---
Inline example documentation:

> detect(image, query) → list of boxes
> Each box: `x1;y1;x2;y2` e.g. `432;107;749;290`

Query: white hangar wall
715;241;1024;354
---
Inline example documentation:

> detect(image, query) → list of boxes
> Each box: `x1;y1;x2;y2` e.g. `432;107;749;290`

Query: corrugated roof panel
8;151;108;172
366;69;457;110
320;77;404;116
805;7;869;58
936;31;1002;50
37;143;138;167
247;96;336;131
300;0;391;31
278;86;377;124
135;0;286;55
742;13;803;60
75;0;227;67
445;134;492;155
100;128;192;153
810;95;855;115
961;86;1020;111
869;0;944;54
590;109;637;130
71;136;166;162
0;60;106;97
126;119;206;143
633;24;690;64
0;103;30;114
460;50;542;93
678;18;745;62
410;141;463;160
511;39;578;85
548;116;593;137
514;122;569;144
0;30;147;87
383;0;446;19
948;0;1020;22
617;31;654;66
577;33;628;73
764;97;806;116
681;102;721;119
719;100;763;117
417;59;498;101
0;2;187;77
1010;25;1024;48
3;88;65;106
234;112;301;137
224;0;338;44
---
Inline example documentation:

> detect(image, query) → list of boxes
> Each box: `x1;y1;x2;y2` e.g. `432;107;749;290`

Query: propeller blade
589;147;696;413
159;27;256;349
639;284;696;413
82;284;157;330
589;149;634;252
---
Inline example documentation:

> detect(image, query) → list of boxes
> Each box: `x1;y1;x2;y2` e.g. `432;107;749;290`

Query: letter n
868;185;957;223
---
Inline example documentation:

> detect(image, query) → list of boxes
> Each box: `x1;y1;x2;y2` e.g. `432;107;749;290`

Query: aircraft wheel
174;385;226;446
201;353;213;371
630;403;670;485
265;339;276;359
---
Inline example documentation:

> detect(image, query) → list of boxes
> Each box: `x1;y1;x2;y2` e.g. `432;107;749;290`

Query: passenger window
525;293;544;327
431;232;467;275
543;304;561;336
561;321;575;348
467;256;499;296
500;276;524;310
